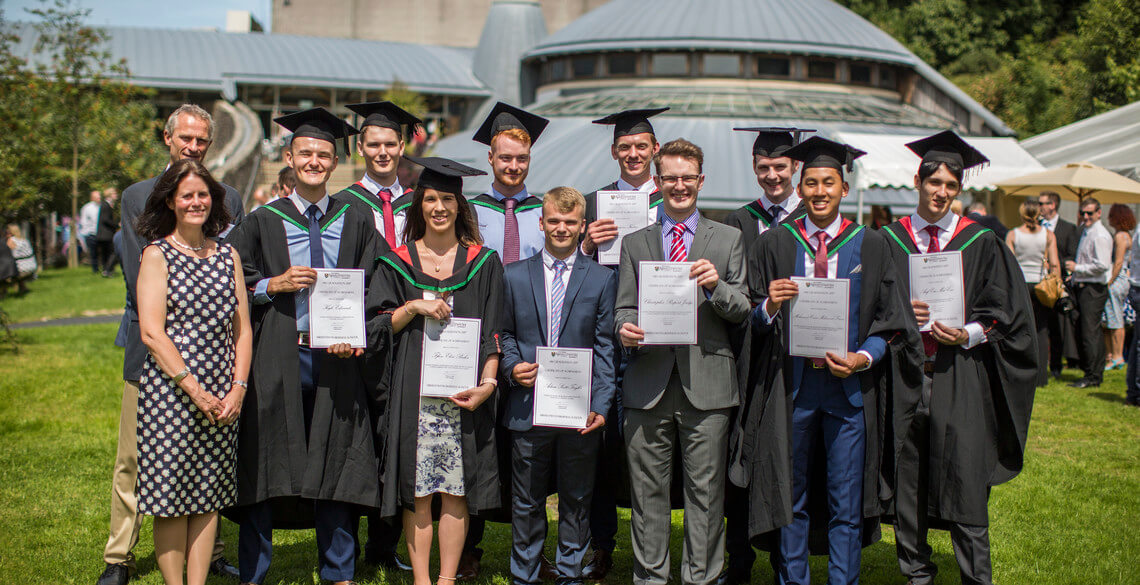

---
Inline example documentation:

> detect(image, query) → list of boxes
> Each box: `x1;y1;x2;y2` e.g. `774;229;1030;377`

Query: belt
810;360;826;369
298;332;311;347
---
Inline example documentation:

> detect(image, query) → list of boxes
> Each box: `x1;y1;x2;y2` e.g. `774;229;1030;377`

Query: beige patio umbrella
995;161;1140;204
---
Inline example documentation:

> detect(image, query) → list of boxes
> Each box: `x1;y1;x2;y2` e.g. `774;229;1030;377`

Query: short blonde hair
542;186;586;217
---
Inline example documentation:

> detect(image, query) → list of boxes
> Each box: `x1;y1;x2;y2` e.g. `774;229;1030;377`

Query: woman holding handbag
1007;199;1059;386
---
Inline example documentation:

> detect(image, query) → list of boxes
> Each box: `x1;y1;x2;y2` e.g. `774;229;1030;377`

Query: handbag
1034;263;1065;308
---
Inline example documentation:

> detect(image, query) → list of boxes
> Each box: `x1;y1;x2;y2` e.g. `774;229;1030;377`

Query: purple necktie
503;197;520;264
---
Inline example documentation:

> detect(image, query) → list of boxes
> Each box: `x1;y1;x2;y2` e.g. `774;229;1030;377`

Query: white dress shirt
1072;220;1113;284
758;192;801;233
616;176;657;193
359;173;403;200
908;213;987;349
542;248;576;337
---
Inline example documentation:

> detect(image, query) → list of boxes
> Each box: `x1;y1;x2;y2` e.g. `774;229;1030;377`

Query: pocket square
849;264;863;274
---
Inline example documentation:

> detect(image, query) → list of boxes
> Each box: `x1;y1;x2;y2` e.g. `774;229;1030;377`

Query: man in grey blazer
615;138;750;585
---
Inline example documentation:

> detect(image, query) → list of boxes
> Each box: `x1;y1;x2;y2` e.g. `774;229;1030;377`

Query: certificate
533;346;592;429
596;190;651;265
909;251;965;331
308;268;366;348
420;317;481;397
788;277;849;358
638;261;698;345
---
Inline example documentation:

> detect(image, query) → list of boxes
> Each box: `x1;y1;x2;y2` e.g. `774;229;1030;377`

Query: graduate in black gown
366;156;505;585
223;108;387;585
736;137;922;585
881;131;1036;585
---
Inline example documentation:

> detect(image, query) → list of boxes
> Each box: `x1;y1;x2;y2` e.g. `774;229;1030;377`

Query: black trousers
1027;284;1051;386
1074;282;1109;383
894;373;993;585
95;239;116;274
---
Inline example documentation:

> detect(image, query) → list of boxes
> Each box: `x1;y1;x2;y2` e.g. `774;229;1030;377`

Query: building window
878;65;897;89
546;59;567;83
651;53;689;76
850;62;872;85
755;56;791;78
703;54;740;76
808;60;837;81
607;53;638;76
571;55;597;79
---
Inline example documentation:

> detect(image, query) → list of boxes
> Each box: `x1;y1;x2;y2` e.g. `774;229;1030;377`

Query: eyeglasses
1080;210;1098;216
658;175;700;185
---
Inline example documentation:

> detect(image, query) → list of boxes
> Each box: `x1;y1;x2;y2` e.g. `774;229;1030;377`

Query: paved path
10;313;123;330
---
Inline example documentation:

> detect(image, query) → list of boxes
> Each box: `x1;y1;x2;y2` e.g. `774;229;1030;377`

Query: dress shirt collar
542;248;577;272
760;192;800;216
803;214;844;242
490;185;530;203
661;209;700;235
359;173;402;197
289;190;330;216
617;176;657;193
909;211;957;236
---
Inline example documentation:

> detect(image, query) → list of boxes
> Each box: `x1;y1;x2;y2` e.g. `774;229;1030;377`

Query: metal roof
1022;100;1140;180
471;1;547;104
4;23;490;101
523;0;916;65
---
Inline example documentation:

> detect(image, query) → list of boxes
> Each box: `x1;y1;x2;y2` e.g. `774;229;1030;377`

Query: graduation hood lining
262;201;349;233
377;248;496;293
782;221;862;259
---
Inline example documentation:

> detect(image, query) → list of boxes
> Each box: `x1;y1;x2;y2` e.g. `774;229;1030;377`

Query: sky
0;0;273;31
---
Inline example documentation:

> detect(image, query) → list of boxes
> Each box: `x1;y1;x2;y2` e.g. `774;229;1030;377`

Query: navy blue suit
499;250;618;585
752;228;887;585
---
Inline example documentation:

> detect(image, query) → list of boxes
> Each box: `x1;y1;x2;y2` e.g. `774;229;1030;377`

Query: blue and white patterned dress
137;239;238;516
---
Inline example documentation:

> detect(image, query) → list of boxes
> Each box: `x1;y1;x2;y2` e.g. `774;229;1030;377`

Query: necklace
421;244;454;273
171;234;206;251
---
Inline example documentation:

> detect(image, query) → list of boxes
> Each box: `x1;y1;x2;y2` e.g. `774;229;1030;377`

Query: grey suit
615;218;749;585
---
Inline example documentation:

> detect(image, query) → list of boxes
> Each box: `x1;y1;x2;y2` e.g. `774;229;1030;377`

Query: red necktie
812;231;829;366
922;224;941;357
669;223;687;262
378;188;396;249
503;197;520;264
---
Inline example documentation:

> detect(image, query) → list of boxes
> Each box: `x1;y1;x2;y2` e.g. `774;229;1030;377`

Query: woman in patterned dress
367;157;503;585
134;159;252;585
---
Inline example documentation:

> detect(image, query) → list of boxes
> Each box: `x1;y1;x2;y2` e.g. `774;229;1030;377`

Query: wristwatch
172;368;190;384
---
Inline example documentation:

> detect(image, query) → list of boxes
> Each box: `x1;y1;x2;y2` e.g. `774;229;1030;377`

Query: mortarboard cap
783;136;866;173
346;101;423;139
592;107;669;141
733;127;815;158
274;107;358;152
473;102;549;146
905;130;989;170
406;156;486;195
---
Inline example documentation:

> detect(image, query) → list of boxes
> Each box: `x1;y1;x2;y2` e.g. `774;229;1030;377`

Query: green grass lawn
1;266;126;324
1;291;1138;584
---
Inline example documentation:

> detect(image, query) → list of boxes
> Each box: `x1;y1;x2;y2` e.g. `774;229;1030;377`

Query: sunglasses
1080;210;1098;217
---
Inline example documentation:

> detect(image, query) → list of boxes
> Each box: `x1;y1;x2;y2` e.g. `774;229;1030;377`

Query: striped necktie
549;259;567;346
669;223;686;262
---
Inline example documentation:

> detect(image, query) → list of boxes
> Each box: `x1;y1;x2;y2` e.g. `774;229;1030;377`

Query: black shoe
209;556;241;581
456;549;482;581
725;561;751;585
1068;378;1100;388
1050;369;1063;379
582;548;613;580
538;553;559;581
96;563;130;585
1125;397;1140;407
364;550;412;571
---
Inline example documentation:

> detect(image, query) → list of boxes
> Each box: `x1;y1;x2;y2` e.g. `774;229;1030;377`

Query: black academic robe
721;198;807;255
367;243;505;518
331;182;414;235
734;222;923;551
223;197;387;526
881;217;1037;527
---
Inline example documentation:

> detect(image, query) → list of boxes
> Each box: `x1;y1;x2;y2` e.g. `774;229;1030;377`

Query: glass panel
572;56;597;78
755;57;790;77
808;60;837;80
651;53;689;76
703;54;740;76
549;59;567;81
850;63;872;84
607;53;637;76
878;66;897;89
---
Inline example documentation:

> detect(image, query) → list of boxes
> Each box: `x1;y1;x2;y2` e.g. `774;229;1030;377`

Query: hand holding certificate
308;268;366;348
638;261;698;345
788;277;849;358
596;191;651;265
420;317;482;397
533;346;592;429
908;251;965;331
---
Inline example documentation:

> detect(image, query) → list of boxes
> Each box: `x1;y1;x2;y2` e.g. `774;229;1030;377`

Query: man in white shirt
79;190;102;271
1066;197;1113;388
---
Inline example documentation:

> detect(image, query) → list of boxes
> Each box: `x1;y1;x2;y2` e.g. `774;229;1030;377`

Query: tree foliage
0;0;165;224
838;0;1140;136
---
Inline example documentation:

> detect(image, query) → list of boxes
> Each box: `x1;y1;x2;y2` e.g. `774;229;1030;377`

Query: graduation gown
331;182;414;246
721;198;807;255
881;217;1036;527
368;242;505;518
223;197;387;526
734;221;923;551
470;193;545;260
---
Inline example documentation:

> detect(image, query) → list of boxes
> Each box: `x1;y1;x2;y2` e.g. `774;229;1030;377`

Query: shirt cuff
961;321;987;349
254;278;274;304
856;350;874;371
762;298;779;324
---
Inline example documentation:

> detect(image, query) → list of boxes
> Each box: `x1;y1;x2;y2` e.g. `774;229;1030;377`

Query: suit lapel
689;219;714;262
647;222;665;262
558;254;589;333
527;255;549;345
